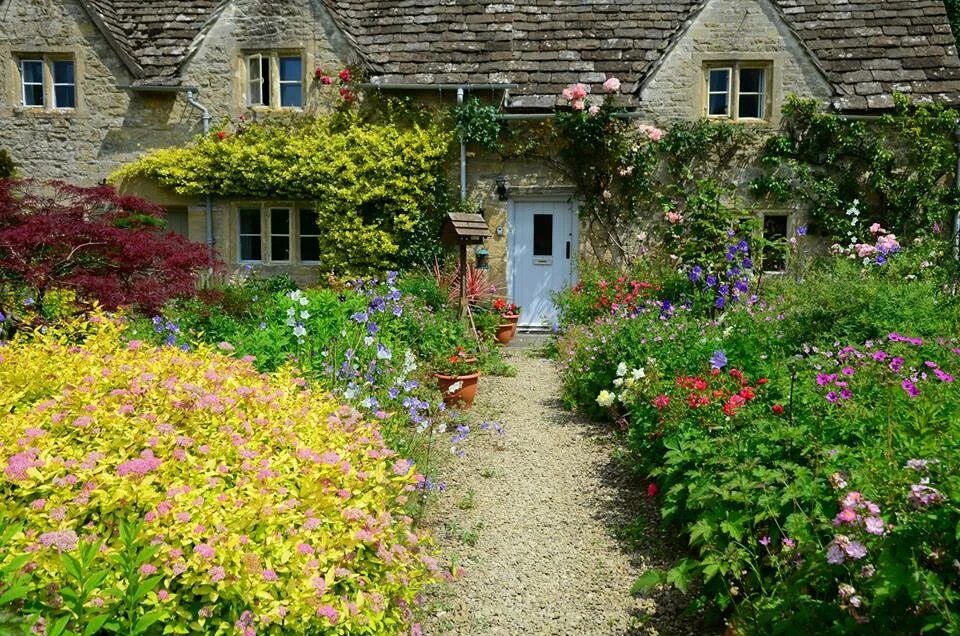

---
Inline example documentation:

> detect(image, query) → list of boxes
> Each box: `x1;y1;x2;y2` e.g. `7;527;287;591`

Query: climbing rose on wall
0;179;218;314
602;77;621;93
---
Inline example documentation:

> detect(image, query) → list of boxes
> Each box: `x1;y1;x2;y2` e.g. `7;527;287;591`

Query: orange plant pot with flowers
492;299;521;343
433;348;480;409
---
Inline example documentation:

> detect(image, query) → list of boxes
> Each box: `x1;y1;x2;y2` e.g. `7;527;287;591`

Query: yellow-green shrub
111;113;453;274
0;316;439;634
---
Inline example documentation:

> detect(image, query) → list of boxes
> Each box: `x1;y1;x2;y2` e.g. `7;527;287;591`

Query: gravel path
422;350;697;635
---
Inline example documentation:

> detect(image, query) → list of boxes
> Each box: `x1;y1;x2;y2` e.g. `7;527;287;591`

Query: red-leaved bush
0;179;218;314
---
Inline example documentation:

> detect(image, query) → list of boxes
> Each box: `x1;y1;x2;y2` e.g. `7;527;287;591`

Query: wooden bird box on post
441;213;491;315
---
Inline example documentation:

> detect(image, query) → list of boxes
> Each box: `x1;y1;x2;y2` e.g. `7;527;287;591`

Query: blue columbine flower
710;350;728;369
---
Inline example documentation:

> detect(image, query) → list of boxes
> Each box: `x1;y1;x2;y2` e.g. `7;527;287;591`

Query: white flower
288;290;302;301
616;362;627;377
299;296;309;306
292;325;306;338
285;317;296;327
363;336;374;347
613;378;624;387
287;307;296;317
631;367;645;380
300;310;311;319
596;390;616;407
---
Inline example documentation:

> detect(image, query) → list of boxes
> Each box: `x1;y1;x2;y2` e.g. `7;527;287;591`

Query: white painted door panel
511;200;576;327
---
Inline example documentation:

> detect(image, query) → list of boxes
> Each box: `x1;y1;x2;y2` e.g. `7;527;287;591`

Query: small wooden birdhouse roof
441;213;491;246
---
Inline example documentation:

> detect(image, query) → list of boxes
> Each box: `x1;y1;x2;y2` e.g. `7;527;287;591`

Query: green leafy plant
452;97;503;152
0;149;15;179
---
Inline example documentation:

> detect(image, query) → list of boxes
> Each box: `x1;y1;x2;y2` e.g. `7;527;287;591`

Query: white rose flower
616;362;627;377
596;390;616;407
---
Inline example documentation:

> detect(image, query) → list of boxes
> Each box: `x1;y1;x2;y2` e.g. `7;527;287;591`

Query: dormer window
705;63;769;121
245;52;303;109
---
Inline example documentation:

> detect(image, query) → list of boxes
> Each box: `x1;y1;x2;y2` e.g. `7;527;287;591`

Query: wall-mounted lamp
495;174;509;201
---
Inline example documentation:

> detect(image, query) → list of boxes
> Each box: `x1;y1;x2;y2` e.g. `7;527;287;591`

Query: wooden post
459;241;467;317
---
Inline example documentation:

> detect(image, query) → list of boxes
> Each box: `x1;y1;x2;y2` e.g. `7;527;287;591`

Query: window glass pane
738;94;762;119
279;57;301;82
22;60;43;84
762;215;788;271
53;61;74;84
239;209;261;234
300;237;320;262
54;85;75;108
24;84;44;106
240;236;262;262
708;68;729;92
708;92;729;116
740;68;764;93
271;236;290;261
280;84;302;108
260;57;271;107
270;209;289;235
299;209;320;235
533;214;553;256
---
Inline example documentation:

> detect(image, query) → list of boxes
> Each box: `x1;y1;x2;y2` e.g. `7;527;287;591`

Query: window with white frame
19;56;76;109
245;52;302;108
237;205;322;264
705;63;769;120
299;208;321;263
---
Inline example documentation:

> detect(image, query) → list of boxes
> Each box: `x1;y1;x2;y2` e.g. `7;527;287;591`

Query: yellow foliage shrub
0;316;439;634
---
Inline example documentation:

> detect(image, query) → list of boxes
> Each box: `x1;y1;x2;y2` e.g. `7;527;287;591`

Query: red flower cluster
314;67;354;103
492;298;520;316
664;368;768;417
572;276;658;314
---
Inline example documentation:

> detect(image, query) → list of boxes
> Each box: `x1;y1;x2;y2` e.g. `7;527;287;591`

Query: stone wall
640;0;833;126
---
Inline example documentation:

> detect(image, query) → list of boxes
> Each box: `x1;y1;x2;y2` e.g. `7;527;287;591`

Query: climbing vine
751;94;959;239
113;108;455;275
452;96;503;152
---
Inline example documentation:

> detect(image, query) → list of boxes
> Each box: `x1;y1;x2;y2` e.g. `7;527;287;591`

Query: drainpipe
954;120;960;259
457;87;466;202
185;89;215;257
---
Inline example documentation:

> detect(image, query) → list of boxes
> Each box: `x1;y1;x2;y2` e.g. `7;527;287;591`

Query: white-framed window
244;52;302;109
19;56;76;109
299;208;321;263
270;208;291;262
705;63;769;121
237;205;321;264
238;208;263;263
21;59;44;107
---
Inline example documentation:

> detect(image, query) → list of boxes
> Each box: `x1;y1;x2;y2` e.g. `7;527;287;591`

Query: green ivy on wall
751;94;959;239
112;110;454;275
451;96;503;152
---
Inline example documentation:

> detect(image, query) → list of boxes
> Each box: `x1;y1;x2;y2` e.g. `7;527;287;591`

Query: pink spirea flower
38;530;78;553
210;565;225;582
30;499;46;510
157;589;170;601
317;605;339;624
5;448;42;481
217;341;235;352
117;449;162;478
297;543;315;555
602;76;621;93
392;459;412;476
140;563;157;575
194;543;215;559
262;569;279;581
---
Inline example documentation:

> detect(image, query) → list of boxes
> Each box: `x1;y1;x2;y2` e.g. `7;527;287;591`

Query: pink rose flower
602;77;621;93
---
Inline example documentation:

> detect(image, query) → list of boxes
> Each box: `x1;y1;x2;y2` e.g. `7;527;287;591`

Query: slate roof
78;0;225;85
72;0;960;110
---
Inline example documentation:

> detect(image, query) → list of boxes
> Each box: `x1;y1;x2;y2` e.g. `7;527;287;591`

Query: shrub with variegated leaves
0;315;439;635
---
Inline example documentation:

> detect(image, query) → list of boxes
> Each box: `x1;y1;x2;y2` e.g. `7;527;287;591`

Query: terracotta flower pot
502;313;520;336
495;323;515;345
435;371;480;409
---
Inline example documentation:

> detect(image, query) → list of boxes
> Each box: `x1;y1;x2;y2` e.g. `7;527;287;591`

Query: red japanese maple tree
0;179;219;315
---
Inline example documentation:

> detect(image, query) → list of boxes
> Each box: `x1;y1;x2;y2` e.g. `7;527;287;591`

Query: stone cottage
2;0;960;326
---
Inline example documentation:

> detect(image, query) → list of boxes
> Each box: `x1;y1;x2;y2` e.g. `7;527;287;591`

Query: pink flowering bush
0;315;439;634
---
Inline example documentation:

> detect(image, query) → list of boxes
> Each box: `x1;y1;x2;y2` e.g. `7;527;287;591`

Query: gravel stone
422;351;704;635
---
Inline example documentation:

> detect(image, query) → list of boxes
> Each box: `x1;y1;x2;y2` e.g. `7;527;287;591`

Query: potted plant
433;347;480;409
492;298;521;344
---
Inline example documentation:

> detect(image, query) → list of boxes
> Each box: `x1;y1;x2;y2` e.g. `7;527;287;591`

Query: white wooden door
509;199;577;328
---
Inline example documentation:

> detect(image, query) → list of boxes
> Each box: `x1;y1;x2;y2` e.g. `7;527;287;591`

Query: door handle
565;241;570;259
